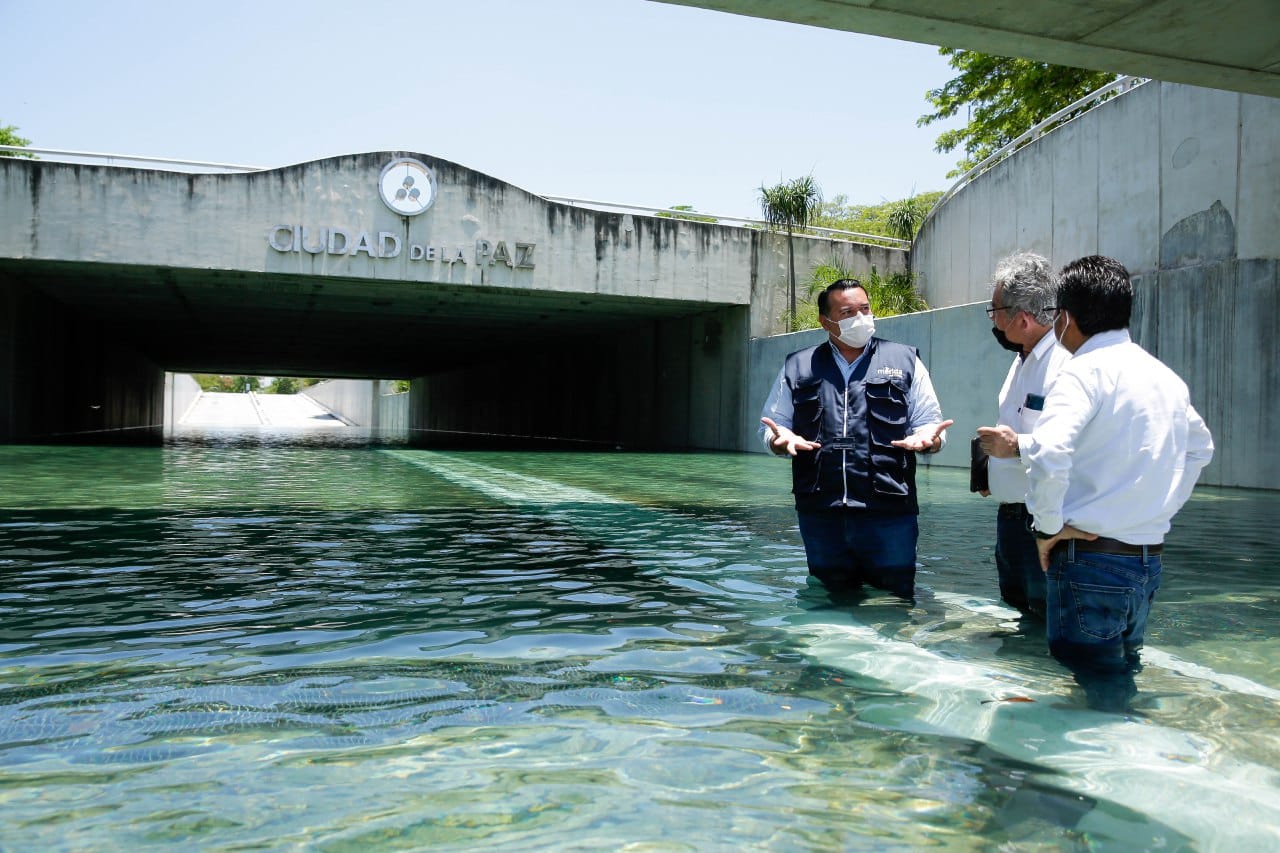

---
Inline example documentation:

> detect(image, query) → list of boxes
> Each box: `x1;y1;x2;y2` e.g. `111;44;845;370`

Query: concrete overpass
655;1;1280;99
7;6;1274;450
0;153;901;447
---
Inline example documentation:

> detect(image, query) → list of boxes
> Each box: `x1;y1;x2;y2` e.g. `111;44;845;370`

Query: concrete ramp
181;392;346;428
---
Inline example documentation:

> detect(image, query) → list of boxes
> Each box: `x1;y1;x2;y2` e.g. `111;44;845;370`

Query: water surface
1;431;1277;849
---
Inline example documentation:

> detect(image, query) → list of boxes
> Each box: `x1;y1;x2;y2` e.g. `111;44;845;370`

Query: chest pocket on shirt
1018;392;1046;434
865;377;910;496
791;379;824;438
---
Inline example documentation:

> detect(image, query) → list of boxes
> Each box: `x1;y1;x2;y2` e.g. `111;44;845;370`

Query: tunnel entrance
2;258;745;450
1;152;903;451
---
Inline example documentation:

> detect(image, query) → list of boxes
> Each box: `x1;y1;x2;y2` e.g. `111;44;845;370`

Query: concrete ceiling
4;260;706;379
654;0;1280;98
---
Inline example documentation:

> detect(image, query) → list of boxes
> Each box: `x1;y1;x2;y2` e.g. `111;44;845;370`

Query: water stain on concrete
1160;199;1236;270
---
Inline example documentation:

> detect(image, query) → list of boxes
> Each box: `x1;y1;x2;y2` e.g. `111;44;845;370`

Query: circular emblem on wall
379;157;437;216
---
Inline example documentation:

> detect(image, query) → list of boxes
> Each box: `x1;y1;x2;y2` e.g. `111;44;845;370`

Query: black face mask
991;326;1023;354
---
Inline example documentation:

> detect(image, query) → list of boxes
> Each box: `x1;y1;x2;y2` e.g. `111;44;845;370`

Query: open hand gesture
892;419;955;453
760;417;821;457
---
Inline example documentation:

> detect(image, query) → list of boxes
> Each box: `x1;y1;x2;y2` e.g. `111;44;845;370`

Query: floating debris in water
980;696;1036;704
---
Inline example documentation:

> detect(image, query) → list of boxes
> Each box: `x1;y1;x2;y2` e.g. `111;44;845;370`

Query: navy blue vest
784;338;920;514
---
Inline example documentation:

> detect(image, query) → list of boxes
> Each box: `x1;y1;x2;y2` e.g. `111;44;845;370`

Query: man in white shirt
1022;255;1214;695
975;253;1071;620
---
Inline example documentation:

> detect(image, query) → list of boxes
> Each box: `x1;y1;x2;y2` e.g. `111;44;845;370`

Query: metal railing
924;75;1148;224
0;145;263;172
0;146;910;248
544;195;910;248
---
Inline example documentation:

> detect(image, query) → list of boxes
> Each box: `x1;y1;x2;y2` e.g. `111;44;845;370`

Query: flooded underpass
1;427;1277;849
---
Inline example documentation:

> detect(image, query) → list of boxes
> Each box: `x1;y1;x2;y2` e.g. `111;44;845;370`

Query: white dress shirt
758;338;945;449
988;329;1071;504
1022;330;1214;543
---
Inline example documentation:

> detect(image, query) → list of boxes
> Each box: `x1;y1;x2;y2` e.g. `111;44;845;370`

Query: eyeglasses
984;304;1014;318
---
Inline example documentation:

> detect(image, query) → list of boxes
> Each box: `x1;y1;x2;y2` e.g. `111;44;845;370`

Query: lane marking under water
380;448;1280;846
386;449;1280;699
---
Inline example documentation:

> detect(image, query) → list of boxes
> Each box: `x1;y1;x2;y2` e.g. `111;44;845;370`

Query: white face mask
835;313;875;348
1054;311;1071;349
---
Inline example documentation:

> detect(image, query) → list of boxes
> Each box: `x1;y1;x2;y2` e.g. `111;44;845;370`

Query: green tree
267;376;299;394
813;191;944;242
884;192;930;242
919;50;1117;177
192;374;226;392
656;205;717;223
0;123;34;159
231;376;260;393
760;175;822;329
863;267;929;316
795;260;928;330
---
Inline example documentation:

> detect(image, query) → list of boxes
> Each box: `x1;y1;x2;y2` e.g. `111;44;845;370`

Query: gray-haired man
975;252;1071;619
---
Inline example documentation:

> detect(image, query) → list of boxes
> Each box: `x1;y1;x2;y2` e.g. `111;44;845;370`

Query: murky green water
1;431;1278;850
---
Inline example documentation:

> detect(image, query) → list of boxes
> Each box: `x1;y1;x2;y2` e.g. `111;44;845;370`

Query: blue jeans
995;504;1046;619
1045;542;1161;674
795;509;918;598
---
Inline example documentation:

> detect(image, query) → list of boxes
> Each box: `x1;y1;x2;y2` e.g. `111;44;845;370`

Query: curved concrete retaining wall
304;379;372;426
910;81;1280;489
304;379;407;433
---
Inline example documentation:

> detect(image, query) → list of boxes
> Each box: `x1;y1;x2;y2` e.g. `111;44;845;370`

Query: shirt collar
1027;327;1059;362
827;338;872;367
1075;328;1132;357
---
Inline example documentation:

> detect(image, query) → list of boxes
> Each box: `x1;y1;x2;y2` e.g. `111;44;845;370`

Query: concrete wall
0;154;741;315
744;304;992;472
912;81;1280;489
379;384;409;434
0;152;904;335
163;373;202;431
749;233;907;336
0;152;905;448
304;379;408;434
0;283;164;442
304;379;373;426
304;379;371;425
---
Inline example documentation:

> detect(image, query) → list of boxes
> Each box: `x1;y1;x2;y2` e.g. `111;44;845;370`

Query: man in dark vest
760;279;953;599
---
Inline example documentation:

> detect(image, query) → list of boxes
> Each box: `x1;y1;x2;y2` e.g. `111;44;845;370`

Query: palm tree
884;192;929;242
760;175;822;328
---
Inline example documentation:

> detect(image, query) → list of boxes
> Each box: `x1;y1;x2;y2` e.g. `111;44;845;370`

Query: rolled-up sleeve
758;366;793;451
908;357;946;447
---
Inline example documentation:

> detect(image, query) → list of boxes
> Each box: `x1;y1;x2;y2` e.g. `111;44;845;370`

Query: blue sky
1;0;968;220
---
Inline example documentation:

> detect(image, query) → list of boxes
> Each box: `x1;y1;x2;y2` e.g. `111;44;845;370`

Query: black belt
1052;537;1163;557
997;503;1028;519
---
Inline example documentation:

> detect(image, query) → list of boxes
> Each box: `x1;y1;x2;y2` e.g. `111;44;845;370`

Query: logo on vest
876;367;905;379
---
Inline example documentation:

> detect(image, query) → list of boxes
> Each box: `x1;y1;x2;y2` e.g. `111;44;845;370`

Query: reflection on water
0;430;1277;849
